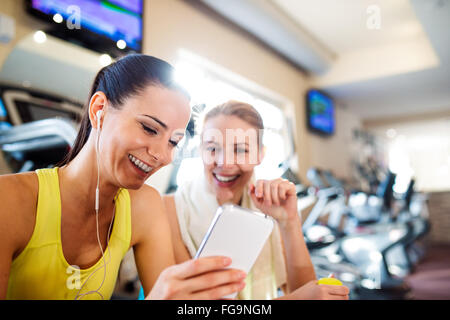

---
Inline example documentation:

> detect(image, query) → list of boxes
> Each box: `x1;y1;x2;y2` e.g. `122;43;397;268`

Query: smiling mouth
213;173;240;183
128;154;153;174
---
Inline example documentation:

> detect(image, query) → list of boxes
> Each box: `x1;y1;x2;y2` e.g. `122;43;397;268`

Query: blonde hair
202;100;264;147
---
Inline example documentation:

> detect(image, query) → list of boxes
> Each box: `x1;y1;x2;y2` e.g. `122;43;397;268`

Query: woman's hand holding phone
146;256;246;300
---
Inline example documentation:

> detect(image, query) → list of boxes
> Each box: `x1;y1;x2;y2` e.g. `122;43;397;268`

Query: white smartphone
194;203;274;299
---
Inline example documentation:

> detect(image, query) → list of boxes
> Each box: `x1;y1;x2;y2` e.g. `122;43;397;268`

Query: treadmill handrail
0;118;77;147
302;186;342;231
2;136;68;153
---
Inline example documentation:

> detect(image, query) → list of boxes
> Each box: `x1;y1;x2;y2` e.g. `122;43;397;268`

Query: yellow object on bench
317;277;343;286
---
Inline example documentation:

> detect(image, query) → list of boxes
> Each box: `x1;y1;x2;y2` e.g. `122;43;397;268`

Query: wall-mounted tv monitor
306;89;335;136
26;0;143;56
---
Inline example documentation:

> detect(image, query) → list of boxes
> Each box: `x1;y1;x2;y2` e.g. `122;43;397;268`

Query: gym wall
0;0;46;70
142;0;363;182
427;192;450;244
309;103;362;181
0;0;364;182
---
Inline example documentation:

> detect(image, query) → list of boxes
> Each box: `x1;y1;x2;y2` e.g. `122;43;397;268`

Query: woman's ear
88;91;108;129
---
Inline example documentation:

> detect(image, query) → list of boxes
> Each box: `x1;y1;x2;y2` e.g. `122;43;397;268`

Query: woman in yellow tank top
0;54;247;300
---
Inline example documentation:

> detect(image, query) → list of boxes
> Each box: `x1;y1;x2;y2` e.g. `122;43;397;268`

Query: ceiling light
33;30;47;44
116;39;127;50
99;54;112;67
53;13;63;24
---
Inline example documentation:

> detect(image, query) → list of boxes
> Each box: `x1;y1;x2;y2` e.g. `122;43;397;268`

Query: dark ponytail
59;54;189;166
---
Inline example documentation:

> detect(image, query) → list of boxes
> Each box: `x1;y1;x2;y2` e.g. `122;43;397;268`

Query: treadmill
304;167;413;299
0;83;81;172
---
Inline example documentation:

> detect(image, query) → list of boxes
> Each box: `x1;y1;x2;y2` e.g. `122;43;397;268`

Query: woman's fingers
319;284;350;296
255;180;264;199
278;182;289;201
181;269;246;297
253;179;294;204
326;285;350;296
263;180;273;206
270;180;285;206
173;256;232;279
191;281;247;300
150;257;247;300
319;284;350;300
172;257;247;297
250;179;297;218
253;180;271;207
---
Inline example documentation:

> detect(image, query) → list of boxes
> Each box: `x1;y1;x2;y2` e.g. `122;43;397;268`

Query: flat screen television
306;89;335;136
26;0;143;56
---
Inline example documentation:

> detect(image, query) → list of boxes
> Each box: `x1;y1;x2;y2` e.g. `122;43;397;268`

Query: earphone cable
74;118;115;300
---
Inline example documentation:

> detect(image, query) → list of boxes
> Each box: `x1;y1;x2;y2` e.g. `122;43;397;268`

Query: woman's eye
141;124;157;135
206;147;216;152
169;140;178;148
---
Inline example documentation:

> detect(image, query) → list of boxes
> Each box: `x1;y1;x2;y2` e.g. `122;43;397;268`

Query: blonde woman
163;101;350;300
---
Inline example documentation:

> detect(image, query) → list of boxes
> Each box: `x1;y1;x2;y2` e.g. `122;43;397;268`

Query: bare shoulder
0;172;38;212
0;172;39;257
128;184;167;246
128;184;163;215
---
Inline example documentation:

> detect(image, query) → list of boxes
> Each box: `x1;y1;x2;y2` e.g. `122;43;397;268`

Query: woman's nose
216;149;235;167
147;143;170;165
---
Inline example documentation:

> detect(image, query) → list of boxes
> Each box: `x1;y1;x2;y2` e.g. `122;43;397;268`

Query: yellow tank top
6;167;132;300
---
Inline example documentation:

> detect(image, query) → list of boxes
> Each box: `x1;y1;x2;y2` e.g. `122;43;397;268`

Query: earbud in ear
96;110;103;129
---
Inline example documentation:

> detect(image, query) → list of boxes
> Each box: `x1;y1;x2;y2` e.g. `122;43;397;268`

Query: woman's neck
216;189;244;206
58;136;118;215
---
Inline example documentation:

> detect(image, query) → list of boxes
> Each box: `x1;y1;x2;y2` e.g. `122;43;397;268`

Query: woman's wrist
277;210;302;230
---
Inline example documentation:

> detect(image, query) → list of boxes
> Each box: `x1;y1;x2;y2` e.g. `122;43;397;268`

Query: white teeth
128;154;152;174
214;174;238;182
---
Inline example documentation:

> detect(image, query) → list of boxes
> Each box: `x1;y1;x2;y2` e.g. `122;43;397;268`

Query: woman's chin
117;173;147;190
213;188;235;204
207;177;250;205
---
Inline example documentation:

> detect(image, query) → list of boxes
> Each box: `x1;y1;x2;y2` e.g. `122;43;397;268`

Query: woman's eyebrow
142;114;167;129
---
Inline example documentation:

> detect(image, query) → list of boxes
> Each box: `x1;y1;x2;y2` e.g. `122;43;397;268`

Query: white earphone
74;108;115;300
96;109;103;123
95;109;103;211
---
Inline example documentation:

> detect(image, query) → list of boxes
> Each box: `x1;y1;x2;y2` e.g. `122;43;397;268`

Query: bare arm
278;215;316;292
131;186;176;297
0;174;37;299
249;179;349;300
132;186;246;300
249;179;316;293
0;216;14;299
162;195;191;263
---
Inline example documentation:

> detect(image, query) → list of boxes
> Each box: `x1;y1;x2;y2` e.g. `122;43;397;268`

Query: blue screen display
307;90;335;135
0;97;7;118
31;0;143;51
